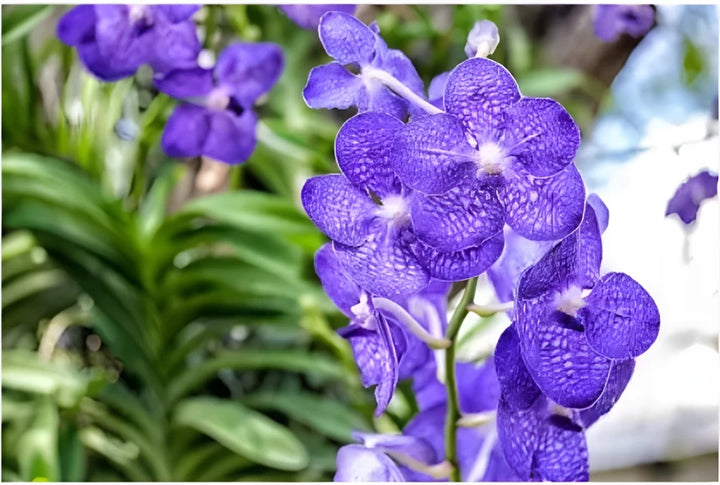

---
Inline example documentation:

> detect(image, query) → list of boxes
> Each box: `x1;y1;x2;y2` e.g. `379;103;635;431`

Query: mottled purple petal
482;441;523;481
581;272;660;360
410;184;504;252
319;11;376;65
301;174;376;246
154;67;213;98
414;231;504;281
336;112;404;197
303;62;364;110
578;359;635;428
444;57;521;141
494;325;542;411
334;229;430;300
202;109;257;165
161;103;210;158
215;43;284;106
516;297;611;409
496;395;544;480
532;415;588;481
392;113;477;195
517;203;603;300
280;4;356;30
334;444;404;482
665;170;719;224
314;243;360;316
501;164;585;241
503;97;580;177
57;5;96;46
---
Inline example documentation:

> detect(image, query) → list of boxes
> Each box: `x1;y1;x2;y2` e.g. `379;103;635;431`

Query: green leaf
174;397;309;471
1;5;54;45
682;38;704;85
17;399;60;481
517;68;585;98
58;422;86;482
243;391;370;442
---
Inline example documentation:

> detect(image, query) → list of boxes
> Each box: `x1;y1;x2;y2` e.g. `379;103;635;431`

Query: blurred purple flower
514;203;659;409
303;12;424;119
279;4;356;30
57;5;201;81
665;170;719;224
392;57;585;242
593;5;655;42
157;43;283;164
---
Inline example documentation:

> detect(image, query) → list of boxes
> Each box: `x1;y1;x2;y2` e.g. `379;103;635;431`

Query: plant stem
443;277;478;482
365;67;444;116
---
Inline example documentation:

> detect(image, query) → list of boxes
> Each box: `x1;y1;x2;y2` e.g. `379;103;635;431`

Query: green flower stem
443;276;478;482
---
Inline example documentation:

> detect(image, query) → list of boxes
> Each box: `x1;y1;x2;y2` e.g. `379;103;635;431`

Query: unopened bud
465;20;500;58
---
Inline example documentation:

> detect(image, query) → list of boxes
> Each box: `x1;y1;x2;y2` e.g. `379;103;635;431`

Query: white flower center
351;292;376;330
376;194;410;226
554;284;588;317
476;142;507;175
206;88;230;111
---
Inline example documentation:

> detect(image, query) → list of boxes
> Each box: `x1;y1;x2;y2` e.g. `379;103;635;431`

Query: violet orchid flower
593;5;655;42
494;324;635;481
513;202;659;410
156;43;283;164
279;4;356;30
391;57;585;242
665;170;719;224
302;112;505;300
303;12;425;119
57;5;201;81
314;243;450;416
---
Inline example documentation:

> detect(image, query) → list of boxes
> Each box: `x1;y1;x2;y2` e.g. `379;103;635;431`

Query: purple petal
482;441;523;481
319;11;376;65
501;164;585;241
414;231;504;281
353;432;437;466
202;109;258;164
215;43;284;107
503;97;580;177
334;444;404;482
403;404;445;460
392;113;477;195
457;359;501;413
154;67;214;99
410;184;504;252
148;19;201;74
581;272;660;360
665;170;719;224
57;5;96;46
358;81;411;120
333;228;430;300
303;62;364;110
280;5;356;31
587;192;610;233
153;5;201;23
517;203;603;300
375;47;425;109
428;71;450;108
301;174;376;246
161;103;210;158
578;359;635;428
487;228;554;303
532;415;588;481
444;57;521;142
496;395;544;480
594;5;655;42
411;362;445;412
515;297;611;409
336;112;404;197
494;325;542;411
314;243;360;316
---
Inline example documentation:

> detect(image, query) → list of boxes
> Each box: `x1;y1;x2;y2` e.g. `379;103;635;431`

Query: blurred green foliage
3;4;693;482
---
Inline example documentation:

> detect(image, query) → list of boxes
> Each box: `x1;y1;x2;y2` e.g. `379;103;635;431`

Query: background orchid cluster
2;3;718;483
300;10;661;482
